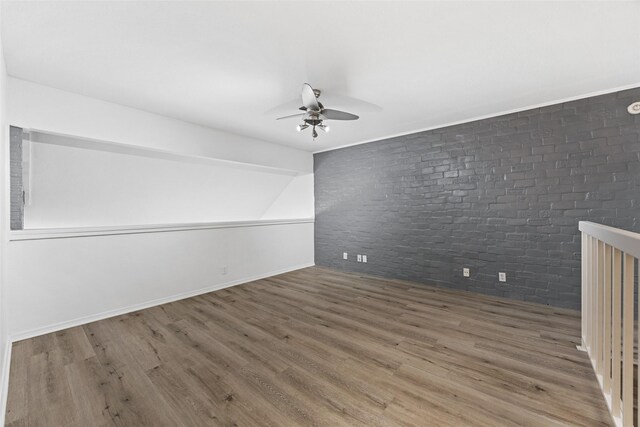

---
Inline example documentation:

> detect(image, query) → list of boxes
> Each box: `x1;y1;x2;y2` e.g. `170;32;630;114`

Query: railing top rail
579;221;640;259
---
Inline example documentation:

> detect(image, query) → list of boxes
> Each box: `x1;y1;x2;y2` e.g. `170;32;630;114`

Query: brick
314;87;640;309
10;126;23;230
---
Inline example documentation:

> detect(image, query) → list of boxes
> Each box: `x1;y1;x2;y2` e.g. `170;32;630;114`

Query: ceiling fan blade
276;113;306;120
301;83;320;111
263;98;302;116
319;93;383;113
321;109;359;120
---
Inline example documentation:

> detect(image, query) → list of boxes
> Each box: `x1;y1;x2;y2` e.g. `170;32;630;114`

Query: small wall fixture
627;101;640;115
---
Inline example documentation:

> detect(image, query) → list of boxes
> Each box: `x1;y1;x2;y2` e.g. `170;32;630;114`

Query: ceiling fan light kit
276;83;359;140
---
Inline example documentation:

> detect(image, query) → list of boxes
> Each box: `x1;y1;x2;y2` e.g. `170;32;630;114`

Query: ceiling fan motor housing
304;117;324;126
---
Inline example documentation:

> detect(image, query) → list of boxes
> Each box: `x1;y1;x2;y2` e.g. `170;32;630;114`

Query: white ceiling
2;1;640;153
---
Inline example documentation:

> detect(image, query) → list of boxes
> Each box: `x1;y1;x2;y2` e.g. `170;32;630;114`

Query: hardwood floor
5;267;611;426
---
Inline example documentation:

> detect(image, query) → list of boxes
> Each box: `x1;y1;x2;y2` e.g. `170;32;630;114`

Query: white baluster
612;248;622;419
622;253;634;426
604;244;612;392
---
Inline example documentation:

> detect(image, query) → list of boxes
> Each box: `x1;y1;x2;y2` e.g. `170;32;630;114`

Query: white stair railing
580;221;640;427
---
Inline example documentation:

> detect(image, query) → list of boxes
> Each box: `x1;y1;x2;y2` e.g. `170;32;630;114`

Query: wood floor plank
5;267;612;426
25;350;78;427
64;357;116;427
145;363;228;426
4;342;30;425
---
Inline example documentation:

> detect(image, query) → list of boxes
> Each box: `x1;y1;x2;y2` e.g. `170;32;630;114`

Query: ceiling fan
276;83;359;139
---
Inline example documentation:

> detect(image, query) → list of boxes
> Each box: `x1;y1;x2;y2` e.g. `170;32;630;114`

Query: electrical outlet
362;255;367;263
343;252;348;260
222;266;228;275
357;254;362;262
499;272;506;282
463;268;470;277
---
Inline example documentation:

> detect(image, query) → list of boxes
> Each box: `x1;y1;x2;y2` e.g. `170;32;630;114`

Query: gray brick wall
10;126;23;231
314;88;640;309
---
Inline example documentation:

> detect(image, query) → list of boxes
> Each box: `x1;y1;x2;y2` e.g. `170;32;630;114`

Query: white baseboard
0;339;12;427
10;262;315;342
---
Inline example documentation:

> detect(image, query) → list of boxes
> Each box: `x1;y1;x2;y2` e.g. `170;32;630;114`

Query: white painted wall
4;77;316;344
261;174;315;220
8;221;314;338
0;12;10;422
23;141;306;228
7;77;312;173
9;77;314;229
